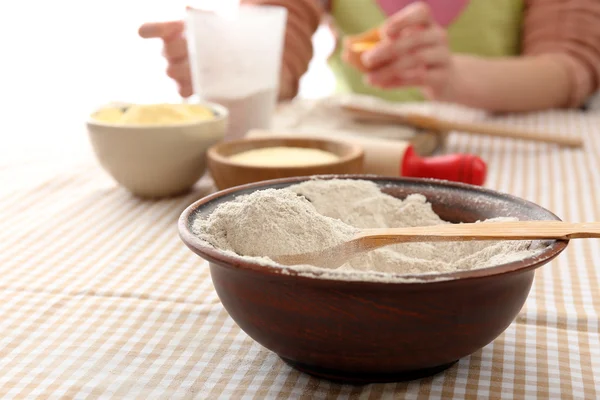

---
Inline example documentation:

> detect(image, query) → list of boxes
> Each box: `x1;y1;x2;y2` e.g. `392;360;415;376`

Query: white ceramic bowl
86;102;228;198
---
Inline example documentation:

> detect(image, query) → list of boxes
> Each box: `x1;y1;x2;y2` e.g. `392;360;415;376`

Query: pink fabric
375;0;470;27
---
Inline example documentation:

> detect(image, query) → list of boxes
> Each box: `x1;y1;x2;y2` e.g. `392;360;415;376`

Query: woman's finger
374;76;405;88
414;46;451;67
162;36;189;63
362;25;445;69
177;80;194;98
138;20;185;39
382;2;433;39
166;60;191;82
393;26;447;57
366;43;449;86
361;40;397;69
365;55;422;84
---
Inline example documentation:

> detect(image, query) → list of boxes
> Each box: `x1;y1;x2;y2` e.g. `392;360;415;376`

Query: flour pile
193;179;547;276
199;188;358;258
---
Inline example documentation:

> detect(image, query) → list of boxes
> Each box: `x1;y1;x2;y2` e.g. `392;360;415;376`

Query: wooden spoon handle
342;105;584;149
358;221;600;247
273;221;598;268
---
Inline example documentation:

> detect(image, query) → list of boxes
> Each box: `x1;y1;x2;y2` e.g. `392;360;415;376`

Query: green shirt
328;0;524;102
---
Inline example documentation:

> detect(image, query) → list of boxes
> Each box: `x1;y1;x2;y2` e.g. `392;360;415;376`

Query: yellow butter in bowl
228;147;340;167
92;103;215;125
92;107;125;123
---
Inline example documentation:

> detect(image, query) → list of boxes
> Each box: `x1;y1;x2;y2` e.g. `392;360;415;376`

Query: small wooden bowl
207;137;364;190
179;176;568;383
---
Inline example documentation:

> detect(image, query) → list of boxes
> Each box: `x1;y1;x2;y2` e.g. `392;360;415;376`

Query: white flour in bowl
192;179;548;278
199;188;358;258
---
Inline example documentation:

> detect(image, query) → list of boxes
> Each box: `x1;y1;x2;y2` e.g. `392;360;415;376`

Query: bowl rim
178;175;568;284
207;136;365;171
86;101;229;129
186;3;287;16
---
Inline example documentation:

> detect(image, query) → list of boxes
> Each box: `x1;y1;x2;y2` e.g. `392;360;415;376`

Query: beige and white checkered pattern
0;107;599;399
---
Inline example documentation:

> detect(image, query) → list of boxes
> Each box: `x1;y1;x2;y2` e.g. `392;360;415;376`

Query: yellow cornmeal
92;104;215;125
229;147;340;167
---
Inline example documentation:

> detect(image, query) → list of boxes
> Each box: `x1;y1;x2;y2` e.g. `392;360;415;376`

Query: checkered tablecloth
1;106;599;399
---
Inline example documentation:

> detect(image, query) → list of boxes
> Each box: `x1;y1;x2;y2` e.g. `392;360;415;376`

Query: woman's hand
360;2;456;100
138;21;194;97
138;20;298;101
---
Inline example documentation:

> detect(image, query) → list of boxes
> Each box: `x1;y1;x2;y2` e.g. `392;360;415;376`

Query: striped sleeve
522;0;600;108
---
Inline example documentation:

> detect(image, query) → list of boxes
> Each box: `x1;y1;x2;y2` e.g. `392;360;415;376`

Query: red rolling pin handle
400;146;487;186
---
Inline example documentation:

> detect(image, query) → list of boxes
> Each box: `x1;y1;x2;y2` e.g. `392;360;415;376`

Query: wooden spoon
272;221;600;268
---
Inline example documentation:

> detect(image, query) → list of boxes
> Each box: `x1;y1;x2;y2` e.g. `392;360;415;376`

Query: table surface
1;102;599;399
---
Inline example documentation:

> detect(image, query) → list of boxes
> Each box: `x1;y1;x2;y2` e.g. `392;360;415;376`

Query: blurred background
0;1;335;163
2;1;599;167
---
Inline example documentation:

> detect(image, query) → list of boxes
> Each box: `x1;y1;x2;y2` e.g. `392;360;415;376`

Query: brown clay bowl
207;137;364;190
178;175;568;383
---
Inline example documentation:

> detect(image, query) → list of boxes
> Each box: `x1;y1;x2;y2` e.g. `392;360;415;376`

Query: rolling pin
246;130;487;186
341;104;584;148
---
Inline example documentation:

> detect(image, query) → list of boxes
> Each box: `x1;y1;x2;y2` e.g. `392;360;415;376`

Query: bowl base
280;357;458;384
